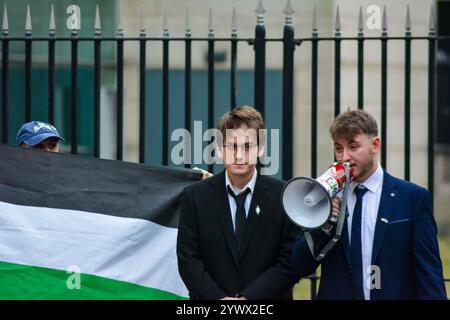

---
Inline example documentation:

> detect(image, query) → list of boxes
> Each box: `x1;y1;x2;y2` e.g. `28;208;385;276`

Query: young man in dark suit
291;109;447;299
177;106;299;300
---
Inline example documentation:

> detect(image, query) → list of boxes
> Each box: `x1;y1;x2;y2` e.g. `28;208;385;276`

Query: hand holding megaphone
322;197;342;230
282;161;353;230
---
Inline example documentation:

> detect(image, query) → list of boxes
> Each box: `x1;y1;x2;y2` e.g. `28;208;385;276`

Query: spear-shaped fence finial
95;5;101;36
255;0;266;26
358;5;363;34
163;8;169;37
116;6;123;37
382;5;387;34
405;4;411;34
335;5;341;35
2;4;9;36
283;0;294;26
231;6;237;37
312;5;318;35
208;7;214;37
25;4;32;36
429;3;436;34
185;7;191;37
49;4;56;36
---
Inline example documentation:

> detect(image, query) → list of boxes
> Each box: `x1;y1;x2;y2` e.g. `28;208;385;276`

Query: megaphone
282;162;353;229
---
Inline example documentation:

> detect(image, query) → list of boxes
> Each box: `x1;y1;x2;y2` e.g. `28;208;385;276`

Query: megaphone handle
304;163;350;261
335;165;350;238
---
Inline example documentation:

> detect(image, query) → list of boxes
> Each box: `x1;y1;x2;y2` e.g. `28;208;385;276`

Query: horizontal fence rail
1;1;449;299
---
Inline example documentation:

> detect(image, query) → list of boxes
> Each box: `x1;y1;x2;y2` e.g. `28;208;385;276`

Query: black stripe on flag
0;144;202;228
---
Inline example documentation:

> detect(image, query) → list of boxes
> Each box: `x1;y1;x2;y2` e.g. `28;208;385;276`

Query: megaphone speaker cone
281;177;332;229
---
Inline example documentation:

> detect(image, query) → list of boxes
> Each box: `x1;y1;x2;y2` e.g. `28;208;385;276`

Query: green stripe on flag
0;261;188;300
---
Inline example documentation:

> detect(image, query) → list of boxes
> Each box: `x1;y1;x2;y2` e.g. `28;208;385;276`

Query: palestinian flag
0;144;202;299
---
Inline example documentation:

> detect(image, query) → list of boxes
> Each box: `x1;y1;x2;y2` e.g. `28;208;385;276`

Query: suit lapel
210;171;239;265
371;172;397;265
238;173;270;261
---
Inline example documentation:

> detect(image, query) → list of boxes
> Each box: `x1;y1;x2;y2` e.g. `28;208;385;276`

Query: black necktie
227;186;251;247
350;185;368;300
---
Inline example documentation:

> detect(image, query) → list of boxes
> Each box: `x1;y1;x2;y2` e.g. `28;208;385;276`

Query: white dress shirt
347;163;383;300
225;168;257;232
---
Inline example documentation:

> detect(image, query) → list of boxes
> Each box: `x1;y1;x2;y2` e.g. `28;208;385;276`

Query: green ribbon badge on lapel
255;205;261;215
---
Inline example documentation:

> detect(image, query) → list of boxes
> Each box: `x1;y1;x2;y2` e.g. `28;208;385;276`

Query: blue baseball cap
16;121;65;146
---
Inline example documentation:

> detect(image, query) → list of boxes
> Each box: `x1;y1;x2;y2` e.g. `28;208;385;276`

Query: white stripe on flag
0;201;188;298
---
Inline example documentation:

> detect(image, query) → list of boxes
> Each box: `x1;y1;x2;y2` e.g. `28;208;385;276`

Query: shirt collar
225;168;257;196
350;163;383;194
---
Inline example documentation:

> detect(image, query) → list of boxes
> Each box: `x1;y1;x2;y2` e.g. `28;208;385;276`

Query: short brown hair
217;106;265;145
330;109;378;141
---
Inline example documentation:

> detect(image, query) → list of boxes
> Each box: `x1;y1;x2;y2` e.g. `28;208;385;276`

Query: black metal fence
1;1;449;299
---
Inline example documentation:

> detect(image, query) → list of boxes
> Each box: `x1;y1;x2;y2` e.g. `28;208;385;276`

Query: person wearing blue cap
16;121;65;153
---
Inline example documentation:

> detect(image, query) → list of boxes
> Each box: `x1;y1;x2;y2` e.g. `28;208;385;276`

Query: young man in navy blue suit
291;109;446;299
177;106;299;300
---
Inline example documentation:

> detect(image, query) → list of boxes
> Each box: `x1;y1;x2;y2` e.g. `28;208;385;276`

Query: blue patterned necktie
350;185;368;300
